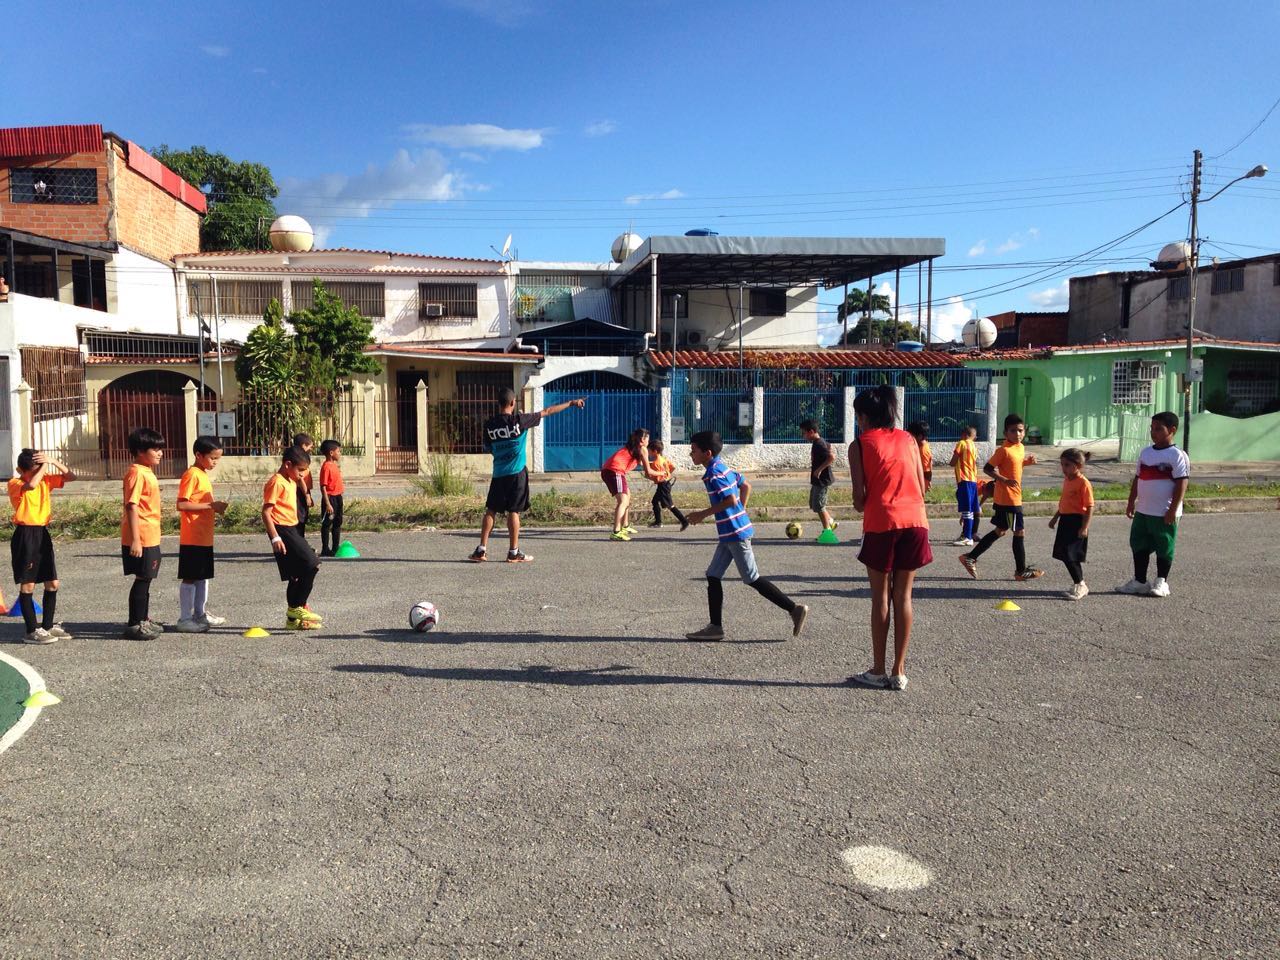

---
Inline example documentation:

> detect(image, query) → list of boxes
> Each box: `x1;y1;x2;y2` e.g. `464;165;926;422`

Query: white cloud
996;237;1022;254
996;227;1041;255
624;188;685;204
200;45;230;58
1027;279;1069;310
878;282;975;344
584;120;619;137
403;123;547;151
441;0;532;26
968;240;987;257
278;149;468;246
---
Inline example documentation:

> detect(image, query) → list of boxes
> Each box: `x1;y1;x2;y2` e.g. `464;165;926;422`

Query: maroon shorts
858;527;933;573
601;469;629;495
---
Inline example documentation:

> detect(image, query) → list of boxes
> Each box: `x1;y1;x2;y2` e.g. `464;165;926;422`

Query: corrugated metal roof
175;248;504;263
0;124;104;158
177;264;505;277
647;349;964;369
365;344;541;362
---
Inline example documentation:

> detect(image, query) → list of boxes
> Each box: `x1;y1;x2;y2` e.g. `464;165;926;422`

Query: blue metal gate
543;388;659;471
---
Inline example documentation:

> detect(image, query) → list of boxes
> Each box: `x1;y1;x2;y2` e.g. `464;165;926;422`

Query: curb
0;650;49;756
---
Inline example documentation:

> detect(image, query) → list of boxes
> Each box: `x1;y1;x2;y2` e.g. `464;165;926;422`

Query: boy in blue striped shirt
684;431;808;641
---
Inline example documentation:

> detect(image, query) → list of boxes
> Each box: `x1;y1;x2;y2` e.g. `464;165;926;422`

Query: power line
1209;91;1280;160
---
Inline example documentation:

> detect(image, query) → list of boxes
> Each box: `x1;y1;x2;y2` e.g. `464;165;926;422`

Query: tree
152;144;278;251
836;287;920;345
288;280;381;390
836;287;892;325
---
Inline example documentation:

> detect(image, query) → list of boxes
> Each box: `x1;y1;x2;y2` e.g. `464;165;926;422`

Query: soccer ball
786;522;803;540
409;601;439;633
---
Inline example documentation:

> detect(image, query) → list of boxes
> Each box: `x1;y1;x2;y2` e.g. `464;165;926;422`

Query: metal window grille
1167;276;1189;300
1111;360;1156;405
84;331;207;362
10;168;98;204
20;347;87;420
456;369;513;392
418;282;477;319
1224;357;1280;414
187;279;284;318
749;288;788;317
1210;267;1245;295
290;280;386;317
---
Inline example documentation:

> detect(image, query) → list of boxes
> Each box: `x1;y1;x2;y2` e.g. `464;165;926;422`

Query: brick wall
110;141;201;263
0;151;111;243
1018;314;1069;348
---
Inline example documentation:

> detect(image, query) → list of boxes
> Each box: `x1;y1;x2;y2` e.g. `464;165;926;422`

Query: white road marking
840;845;932;891
0;650;51;756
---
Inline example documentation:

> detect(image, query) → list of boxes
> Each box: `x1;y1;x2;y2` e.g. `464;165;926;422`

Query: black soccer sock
128;579;151;626
17;593;37;633
750;577;797;613
1063;561;1084;585
968;529;1001;560
289;566;318;609
1012;536;1027;574
652;500;663;525
706;577;723;626
670;506;688;526
41;589;57;629
320;517;330;555
1133;552;1150;582
1156;556;1172;579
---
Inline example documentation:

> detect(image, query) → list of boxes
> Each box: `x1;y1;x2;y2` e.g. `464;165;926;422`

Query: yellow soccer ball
786;521;803;540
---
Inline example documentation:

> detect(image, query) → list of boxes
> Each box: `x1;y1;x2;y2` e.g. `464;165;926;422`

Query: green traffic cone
816;527;840;545
332;540;360;559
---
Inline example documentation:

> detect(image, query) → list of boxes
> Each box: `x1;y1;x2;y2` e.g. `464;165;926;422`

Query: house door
395;372;423;448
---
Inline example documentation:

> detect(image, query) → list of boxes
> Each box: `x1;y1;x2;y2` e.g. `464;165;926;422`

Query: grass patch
408;454;476;498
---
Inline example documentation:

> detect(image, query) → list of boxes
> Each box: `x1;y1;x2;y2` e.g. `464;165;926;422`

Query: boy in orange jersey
645;439;689;530
318;439;344;557
175;436;229;633
949;425;979;546
121;427;166;641
906;421;933;492
292;433;315;539
960;414;1042;581
263;446;322;629
8;448;77;644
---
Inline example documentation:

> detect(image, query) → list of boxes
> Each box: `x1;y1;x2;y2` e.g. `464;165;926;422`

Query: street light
1183;152;1267;453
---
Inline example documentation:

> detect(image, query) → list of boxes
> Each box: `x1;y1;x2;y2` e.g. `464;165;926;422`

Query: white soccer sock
194;579;209;617
179;582;196;621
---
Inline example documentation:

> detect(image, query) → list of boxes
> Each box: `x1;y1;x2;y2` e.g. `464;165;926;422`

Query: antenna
501;233;512;257
490;234;515;262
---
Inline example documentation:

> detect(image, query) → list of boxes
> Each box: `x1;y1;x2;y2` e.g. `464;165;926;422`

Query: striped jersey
701;456;753;542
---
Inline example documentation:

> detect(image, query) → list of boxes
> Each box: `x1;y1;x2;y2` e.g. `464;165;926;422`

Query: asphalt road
1;515;1276;959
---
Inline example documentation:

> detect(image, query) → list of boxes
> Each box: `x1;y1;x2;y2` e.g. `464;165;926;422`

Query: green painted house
962;337;1280;459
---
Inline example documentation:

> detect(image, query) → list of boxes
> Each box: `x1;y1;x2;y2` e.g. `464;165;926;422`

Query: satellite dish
501;234;512;257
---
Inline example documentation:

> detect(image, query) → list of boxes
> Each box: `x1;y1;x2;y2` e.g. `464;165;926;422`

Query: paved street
1;514;1276;959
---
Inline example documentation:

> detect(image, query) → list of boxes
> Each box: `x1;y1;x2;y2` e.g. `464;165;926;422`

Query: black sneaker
1015;568;1044;581
120;624;153;641
467;547;488;563
679;517;690;532
506;550;533;563
648;521;663;528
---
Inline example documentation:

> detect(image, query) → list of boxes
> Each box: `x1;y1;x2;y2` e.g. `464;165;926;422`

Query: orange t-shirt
9;474;65;526
121;464;162;547
1058;475;1095;515
919;440;933;472
987;441;1028;507
319;460;345;496
263;473;299;528
858;428;929;534
177;467;215;547
603;447;641;474
650;455;675;483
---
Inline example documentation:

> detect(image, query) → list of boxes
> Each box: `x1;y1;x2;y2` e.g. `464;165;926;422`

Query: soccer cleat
648;520;663;528
831;521;839;532
1065;583;1090;601
610;531;631;542
286;618;321;631
959;555;978;579
1015;568;1044;581
886;674;909;692
200;611;227;626
287;606;322;624
679;517;690;532
120;624;153;642
505;551;534;563
141;620;165;636
624;526;638;535
790;604;809;638
950;537;974;547
24;628;57;645
685;623;725;641
467;547;488;562
849;670;888;689
1116;578;1149;595
45;624;73;640
1149;577;1171;598
174;618;210;634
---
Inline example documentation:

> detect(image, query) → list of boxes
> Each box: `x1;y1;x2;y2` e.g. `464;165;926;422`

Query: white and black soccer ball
409;601;439;633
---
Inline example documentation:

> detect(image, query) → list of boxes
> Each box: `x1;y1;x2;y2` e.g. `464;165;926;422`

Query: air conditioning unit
686;330;703;346
421;303;445;319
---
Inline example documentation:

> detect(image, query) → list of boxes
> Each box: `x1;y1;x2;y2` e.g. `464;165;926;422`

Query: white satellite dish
501;233;512;257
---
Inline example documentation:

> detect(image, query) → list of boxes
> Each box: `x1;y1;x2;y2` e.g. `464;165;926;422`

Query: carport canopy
612;235;945;290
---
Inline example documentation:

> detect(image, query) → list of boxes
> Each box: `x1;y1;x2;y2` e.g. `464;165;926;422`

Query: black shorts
273;526;321;581
11;525;56;584
991;505;1025;533
652;479;674;508
122;545;163;580
1052;514;1089;564
486;470;530;515
296;488;311;531
178;544;216;581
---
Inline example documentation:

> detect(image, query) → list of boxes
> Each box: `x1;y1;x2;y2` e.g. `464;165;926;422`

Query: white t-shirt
1134;444;1191;518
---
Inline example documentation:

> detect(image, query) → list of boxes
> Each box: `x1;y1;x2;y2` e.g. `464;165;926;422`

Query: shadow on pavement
364;629;785;646
334;661;852;689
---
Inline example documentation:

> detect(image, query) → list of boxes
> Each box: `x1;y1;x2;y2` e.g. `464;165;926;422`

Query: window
9;167;98;204
660;291;688;319
418;282;477;319
1111;359;1162;405
749;288;788;317
20;347;86;420
1225;358;1280;414
290;280;385;317
1167;276;1189;300
187;279;284;318
456;369;512;399
71;258;107;311
1210;267;1245;295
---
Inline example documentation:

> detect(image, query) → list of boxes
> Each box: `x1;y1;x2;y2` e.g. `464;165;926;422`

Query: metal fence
427;391;496;455
1118;412;1149;463
902;388;989;442
762;390;843;444
372;394;418;473
543;389;660;471
32;389;188;479
200;389;366;459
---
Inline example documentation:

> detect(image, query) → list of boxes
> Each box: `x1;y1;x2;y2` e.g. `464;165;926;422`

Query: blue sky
4;0;1278;341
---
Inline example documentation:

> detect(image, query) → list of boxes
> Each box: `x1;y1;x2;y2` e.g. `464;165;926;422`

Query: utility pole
1183;149;1202;454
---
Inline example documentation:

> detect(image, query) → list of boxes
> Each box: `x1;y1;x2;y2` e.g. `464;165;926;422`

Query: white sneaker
886;674;909;691
1065;583;1089;601
849;670;888;688
23;627;57;645
1149;578;1171;598
1116;578;1149;595
174;618;210;634
198;611;227;626
950;538;972;547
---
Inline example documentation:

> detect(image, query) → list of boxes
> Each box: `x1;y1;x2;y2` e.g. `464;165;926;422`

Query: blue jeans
706;539;759;583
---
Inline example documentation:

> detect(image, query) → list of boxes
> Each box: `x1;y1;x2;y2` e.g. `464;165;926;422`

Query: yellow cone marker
23;690;60;708
996;599;1021;612
242;626;271;638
